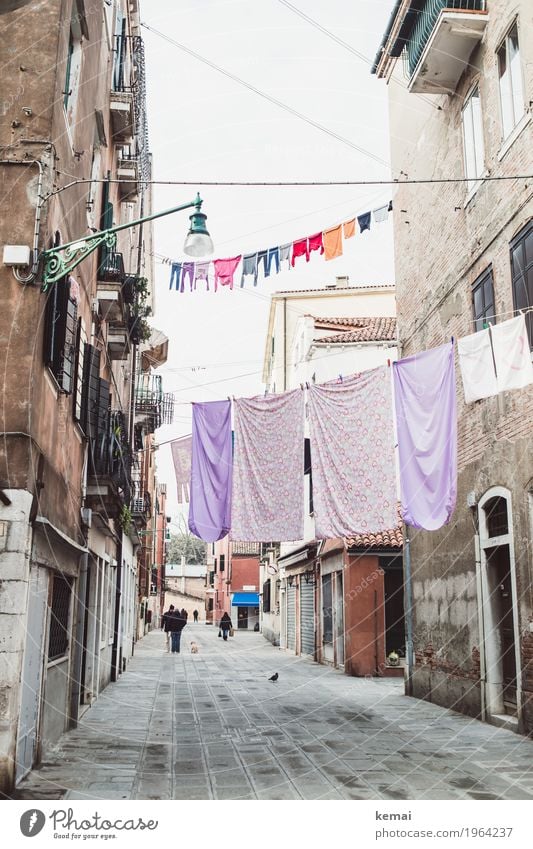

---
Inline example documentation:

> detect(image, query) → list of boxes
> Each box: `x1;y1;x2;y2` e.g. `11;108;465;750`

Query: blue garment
357;212;371;233
169;262;182;290
266;247;279;276
241;252;258;287
257;250;268;280
171;631;182;653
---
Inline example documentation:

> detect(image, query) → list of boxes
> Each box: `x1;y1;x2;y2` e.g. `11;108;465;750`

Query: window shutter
73;318;87;423
96;379;110;441
59;295;78;394
81;344;101;438
43;278;77;393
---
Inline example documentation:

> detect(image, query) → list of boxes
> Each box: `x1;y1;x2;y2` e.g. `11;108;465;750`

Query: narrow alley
11;626;533;802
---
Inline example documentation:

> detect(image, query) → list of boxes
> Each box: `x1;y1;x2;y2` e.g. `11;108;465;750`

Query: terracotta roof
344;525;403;550
314;316;397;344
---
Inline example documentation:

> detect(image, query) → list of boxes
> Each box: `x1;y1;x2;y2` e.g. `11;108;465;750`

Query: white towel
457;328;498;403
492;314;533;393
373;204;389;223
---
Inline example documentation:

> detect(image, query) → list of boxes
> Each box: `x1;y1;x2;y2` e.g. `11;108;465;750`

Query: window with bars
471;268;495;332
510;220;533;348
48;574;72;661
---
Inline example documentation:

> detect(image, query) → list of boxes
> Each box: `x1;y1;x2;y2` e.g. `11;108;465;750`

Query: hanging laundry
373;205;389;223
194;261;210;291
213;256;241;291
457;328;498;403
169;261;182;290
393;342;457;531
266;246;280;276
182;262;195;292
279;243;292;270
241;252;258;287
291;238;309;266
357;212;371;233
188;400;233;542
308;368;398;538
171;435;192;503
323;225;343;261
257;250;268;279
491;314;533;393
308;232;324;258
231;389;305;542
343;218;356;239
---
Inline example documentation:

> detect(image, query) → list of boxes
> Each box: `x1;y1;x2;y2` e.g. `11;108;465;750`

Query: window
48;574;72;661
471;268;495;332
219;554;225;573
43;275;78;394
63;11;84;128
462;85;485;182
510;220;533;348
263;579;271;613
484;497;509;538
213;557;217;573
73;317;86;424
497;23;524;140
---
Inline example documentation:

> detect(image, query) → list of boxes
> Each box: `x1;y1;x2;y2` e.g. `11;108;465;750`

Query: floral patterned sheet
231;389;305;542
308;367;398;538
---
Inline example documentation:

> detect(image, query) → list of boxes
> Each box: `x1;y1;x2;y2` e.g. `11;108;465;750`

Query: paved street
12;626;533;801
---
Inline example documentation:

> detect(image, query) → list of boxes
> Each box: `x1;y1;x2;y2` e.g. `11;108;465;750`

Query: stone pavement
11;625;533;801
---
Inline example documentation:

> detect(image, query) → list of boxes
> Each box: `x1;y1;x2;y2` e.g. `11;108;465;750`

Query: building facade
374;0;533;733
208;539;260;630
164;561;207;621
261;281;403;675
0;0;169;794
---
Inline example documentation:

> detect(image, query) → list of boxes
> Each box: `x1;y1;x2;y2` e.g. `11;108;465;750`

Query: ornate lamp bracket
41;231;118;292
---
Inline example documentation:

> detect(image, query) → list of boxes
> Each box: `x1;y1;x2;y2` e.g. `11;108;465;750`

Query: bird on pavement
269;673;279;682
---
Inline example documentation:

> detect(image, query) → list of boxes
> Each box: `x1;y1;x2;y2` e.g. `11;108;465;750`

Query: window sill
497;112;531;162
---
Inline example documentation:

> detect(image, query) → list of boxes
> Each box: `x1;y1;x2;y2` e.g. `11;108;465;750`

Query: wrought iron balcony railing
406;0;486;77
98;249;125;284
89;409;132;503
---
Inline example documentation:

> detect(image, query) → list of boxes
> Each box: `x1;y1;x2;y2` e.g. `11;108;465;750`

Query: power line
139;21;389;168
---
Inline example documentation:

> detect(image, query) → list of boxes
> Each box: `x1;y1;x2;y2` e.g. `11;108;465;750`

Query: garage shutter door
286;585;296;651
300;581;315;657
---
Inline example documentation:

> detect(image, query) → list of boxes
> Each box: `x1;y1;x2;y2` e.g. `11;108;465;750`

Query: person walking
219;612;232;641
193;609;199;623
168;607;187;653
161;604;174;652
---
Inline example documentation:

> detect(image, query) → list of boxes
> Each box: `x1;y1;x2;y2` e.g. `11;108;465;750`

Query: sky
140;0;397;522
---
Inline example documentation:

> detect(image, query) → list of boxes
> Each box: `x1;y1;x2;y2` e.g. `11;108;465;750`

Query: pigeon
269;673;279;682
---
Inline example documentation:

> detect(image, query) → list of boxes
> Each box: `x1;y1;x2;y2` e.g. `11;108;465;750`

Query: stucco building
373;0;533;733
0;0;170;794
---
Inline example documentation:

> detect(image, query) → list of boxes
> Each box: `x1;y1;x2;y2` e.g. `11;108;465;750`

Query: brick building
0;0;170;794
373;0;532;733
208;539;260;630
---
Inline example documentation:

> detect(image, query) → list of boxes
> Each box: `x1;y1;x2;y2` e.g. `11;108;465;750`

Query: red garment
213;256;241;291
291;238;309;267
308;232;324;257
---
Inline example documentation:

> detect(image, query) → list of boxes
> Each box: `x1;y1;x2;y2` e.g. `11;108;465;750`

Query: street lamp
39;191;213;291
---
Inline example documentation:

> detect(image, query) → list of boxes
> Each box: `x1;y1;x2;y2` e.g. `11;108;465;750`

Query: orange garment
343;218;356;239
323;225;343;261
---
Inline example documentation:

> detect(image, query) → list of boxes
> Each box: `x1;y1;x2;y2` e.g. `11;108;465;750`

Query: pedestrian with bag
193;609;199;622
161;604;174;652
219;611;233;641
168;607;187;653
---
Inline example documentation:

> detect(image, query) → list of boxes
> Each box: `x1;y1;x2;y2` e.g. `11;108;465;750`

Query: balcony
110;91;134;140
406;1;488;93
131;482;152;522
107;326;131;360
117;153;139;201
86;410;132;520
135;374;174;431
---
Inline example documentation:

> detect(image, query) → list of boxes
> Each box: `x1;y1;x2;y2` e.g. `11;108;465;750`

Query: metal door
335;572;345;666
15;565;48;783
286;585;296;651
300;580;315;657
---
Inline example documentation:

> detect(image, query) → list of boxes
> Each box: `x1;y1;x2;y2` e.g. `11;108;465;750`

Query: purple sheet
188;400;232;542
393;342;457;530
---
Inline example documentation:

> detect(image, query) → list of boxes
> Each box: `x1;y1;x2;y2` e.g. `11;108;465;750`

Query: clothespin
387;359;391;367
300;383;304;391
306;381;310;390
451;336;455;345
338;374;343;383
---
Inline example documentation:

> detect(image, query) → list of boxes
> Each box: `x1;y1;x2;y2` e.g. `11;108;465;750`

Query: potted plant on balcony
129;277;152;345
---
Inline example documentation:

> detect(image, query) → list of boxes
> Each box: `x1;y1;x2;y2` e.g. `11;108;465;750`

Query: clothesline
166;203;392;292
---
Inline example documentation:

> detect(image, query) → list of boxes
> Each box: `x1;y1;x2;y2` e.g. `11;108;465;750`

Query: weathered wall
385;0;533;728
344;553;386;677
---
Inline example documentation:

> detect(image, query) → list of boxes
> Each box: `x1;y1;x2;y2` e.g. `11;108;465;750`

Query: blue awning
231;592;259;606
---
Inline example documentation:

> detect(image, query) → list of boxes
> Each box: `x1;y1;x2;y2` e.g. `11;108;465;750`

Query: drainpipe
474;529;487;722
404;530;415;696
69;548;88;728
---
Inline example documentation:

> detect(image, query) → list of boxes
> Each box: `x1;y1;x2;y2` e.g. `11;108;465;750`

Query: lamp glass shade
183;231;214;257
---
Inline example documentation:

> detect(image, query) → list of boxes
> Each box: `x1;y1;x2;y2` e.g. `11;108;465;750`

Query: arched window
483;496;509;538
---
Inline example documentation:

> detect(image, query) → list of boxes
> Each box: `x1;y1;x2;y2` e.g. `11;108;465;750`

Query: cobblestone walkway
11;626;533;800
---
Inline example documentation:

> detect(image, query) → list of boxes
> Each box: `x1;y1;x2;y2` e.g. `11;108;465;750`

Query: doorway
322;573;334;663
237;607;248;629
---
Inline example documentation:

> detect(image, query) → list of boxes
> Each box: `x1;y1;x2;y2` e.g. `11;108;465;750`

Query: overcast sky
141;0;398;522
